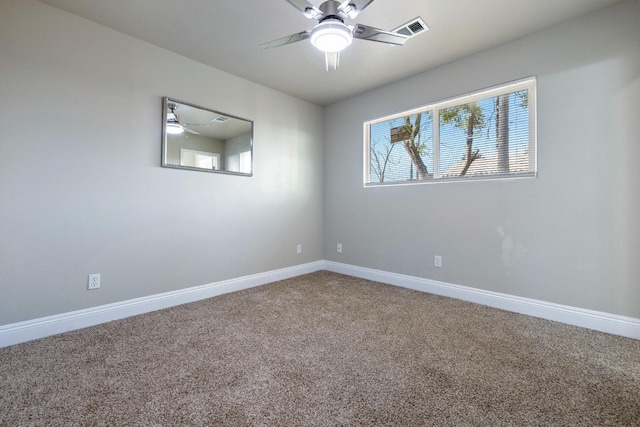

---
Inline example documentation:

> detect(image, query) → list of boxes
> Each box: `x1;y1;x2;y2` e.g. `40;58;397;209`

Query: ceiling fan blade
183;126;200;135
259;31;311;49
325;51;340;71
285;0;324;19
352;23;408;46
338;0;375;19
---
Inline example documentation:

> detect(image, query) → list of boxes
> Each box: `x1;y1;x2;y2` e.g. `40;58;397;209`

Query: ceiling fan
166;102;201;135
260;0;415;71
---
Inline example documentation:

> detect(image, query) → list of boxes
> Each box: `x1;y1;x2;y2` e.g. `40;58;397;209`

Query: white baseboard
2;260;638;348
325;261;640;340
0;261;325;348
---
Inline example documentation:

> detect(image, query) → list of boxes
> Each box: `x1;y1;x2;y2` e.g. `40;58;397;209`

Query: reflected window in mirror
180;149;220;170
162;97;253;176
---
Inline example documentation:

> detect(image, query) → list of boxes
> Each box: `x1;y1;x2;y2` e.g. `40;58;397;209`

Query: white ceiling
168;99;252;140
38;0;624;106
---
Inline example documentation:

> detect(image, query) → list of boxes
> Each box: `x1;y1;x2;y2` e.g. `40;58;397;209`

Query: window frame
363;77;537;186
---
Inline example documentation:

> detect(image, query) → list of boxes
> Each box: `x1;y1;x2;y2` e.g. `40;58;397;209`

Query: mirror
162;97;253;176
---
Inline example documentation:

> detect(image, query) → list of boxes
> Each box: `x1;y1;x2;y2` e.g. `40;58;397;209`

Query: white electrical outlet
337;243;342;253
297;244;302;254
434;256;442;268
88;273;101;290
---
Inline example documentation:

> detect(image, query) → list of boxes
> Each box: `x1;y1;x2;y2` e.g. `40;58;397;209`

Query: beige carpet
1;271;639;426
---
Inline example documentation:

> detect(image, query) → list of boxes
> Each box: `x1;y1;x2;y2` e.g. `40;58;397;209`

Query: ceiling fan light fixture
310;20;353;53
166;123;184;135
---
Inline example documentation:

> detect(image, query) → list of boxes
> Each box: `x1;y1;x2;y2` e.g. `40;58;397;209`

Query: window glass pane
439;89;529;178
239;151;251;174
369;111;433;183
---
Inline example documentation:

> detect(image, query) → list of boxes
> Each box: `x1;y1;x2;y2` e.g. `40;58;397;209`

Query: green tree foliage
516;90;528;108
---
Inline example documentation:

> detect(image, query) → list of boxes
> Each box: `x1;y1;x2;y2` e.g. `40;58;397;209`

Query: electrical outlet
88;273;101;290
297;244;302;254
434;256;442;268
337;243;342;253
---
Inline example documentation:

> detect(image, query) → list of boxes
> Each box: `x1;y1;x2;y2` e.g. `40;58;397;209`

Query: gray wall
0;0;324;325
324;1;640;318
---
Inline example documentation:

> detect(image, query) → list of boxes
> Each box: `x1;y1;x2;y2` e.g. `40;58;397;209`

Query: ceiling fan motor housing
318;0;343;21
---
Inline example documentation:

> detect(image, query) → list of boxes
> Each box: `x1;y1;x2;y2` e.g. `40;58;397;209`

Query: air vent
392;17;429;39
211;115;230;123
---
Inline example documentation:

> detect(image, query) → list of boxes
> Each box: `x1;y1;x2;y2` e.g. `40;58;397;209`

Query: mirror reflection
162;97;253;175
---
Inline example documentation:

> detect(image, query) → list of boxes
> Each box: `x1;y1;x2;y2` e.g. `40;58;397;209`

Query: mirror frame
161;97;254;176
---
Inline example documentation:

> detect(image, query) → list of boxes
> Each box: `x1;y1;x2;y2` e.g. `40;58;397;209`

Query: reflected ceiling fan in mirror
260;0;427;71
166;102;203;135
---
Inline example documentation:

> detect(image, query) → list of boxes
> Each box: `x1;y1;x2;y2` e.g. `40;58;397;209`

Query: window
180;149;220;170
239;151;252;174
364;78;536;185
226;151;252;174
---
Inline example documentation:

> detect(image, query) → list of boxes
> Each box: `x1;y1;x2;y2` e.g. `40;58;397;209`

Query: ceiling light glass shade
166;123;184;135
310;20;353;53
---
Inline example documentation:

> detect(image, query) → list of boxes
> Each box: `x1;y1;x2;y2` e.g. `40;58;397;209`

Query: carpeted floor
1;271;639;426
